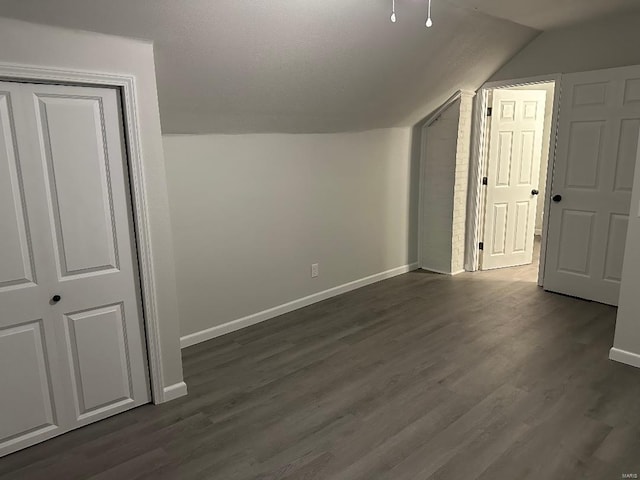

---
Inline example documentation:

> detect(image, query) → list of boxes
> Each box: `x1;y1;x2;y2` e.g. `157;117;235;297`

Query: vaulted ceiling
450;0;640;30
0;0;638;133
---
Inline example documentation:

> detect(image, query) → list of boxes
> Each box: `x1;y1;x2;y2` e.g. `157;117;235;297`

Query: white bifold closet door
0;81;150;457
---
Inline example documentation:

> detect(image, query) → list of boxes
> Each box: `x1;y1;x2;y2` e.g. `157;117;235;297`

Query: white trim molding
421;267;465;276
0;62;169;404
163;382;188;402
181;262;419;348
609;347;640;369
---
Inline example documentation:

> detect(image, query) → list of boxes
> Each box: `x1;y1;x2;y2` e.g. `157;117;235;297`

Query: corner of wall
611;132;640;368
451;93;474;274
419;94;473;275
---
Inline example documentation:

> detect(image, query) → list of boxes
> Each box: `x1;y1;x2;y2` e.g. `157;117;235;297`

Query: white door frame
0;62;166;404
465;74;562;285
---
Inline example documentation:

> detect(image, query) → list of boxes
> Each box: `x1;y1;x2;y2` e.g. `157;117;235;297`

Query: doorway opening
466;75;560;285
468;66;640;307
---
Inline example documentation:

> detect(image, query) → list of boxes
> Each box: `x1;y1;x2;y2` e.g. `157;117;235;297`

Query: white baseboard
180;262;419;349
420;266;465;276
609;347;640;369
162;381;188;402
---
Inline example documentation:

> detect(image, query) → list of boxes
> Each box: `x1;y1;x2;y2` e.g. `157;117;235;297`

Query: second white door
482;89;547;270
544;65;640;305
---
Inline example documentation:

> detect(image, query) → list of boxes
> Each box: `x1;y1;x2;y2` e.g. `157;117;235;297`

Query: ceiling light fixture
390;0;434;28
426;0;433;27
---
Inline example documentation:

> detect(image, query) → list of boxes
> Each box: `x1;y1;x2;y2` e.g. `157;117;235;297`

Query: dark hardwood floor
3;252;640;479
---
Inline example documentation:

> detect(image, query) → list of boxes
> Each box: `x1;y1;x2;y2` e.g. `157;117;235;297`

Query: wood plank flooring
2;256;640;479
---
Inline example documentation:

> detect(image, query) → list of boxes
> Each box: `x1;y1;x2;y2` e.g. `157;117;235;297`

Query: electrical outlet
311;263;319;278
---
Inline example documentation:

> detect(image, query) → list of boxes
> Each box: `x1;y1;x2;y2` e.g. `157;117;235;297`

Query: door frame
0;62;166;404
465;73;562;285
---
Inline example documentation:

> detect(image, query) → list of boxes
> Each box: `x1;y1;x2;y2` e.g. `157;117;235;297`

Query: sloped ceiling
0;1;636;133
450;0;640;30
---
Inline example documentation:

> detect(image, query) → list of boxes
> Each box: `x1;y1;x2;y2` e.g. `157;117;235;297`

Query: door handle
552;194;562;203
531;189;539;195
51;294;61;303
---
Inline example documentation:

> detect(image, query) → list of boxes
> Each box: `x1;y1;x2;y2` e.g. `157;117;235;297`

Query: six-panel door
482;89;547;270
544;66;640;305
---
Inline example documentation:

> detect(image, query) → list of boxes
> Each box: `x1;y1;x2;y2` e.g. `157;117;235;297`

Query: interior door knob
531;189;539;195
552;194;562;203
51;294;61;303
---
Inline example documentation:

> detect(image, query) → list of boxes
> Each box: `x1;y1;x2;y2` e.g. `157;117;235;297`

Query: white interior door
482;89;547;270
0;81;150;457
544;66;640;306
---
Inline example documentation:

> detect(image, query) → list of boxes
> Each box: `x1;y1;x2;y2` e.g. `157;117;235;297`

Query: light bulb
426;17;433;27
391;12;397;22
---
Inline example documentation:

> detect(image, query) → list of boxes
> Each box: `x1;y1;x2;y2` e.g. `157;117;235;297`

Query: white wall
164;129;418;339
419;94;474;275
420;101;460;273
612;132;640;366
451;94;475;273
491;11;640;81
0;17;184;389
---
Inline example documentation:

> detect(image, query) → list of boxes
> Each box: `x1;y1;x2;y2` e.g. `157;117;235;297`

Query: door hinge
479;242;484;250
487;107;493;117
482;177;488;186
